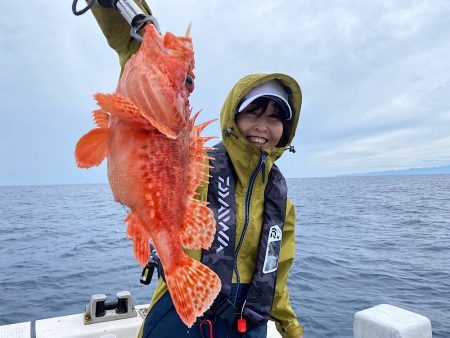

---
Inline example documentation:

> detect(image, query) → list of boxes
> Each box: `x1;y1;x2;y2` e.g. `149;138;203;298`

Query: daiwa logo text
216;176;230;253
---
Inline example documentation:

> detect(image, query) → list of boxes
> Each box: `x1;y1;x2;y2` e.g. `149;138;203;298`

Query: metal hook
72;0;96;16
130;15;161;41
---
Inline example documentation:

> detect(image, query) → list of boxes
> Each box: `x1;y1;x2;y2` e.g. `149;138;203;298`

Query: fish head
116;24;196;129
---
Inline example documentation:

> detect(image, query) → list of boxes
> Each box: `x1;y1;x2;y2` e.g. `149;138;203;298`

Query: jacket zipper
233;149;268;304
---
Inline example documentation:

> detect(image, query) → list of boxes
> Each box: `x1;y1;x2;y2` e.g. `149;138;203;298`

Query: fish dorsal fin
187;112;218;194
180;112;217;249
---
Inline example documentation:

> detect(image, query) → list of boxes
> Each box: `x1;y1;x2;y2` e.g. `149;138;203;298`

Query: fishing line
114;204;138;305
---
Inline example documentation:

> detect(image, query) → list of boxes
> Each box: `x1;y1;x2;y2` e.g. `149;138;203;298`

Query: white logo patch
263;225;282;274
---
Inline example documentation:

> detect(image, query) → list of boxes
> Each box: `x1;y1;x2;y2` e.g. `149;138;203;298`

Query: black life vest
201;142;288;326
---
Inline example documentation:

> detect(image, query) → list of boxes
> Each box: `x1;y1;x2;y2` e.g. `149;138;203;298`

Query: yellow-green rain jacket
90;3;303;338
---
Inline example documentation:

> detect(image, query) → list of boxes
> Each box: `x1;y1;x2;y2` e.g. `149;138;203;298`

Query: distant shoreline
339;165;450;177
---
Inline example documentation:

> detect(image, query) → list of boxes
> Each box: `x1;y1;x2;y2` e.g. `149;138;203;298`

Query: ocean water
0;175;449;337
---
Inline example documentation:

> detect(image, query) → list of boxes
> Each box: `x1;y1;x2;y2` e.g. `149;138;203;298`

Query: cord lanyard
199;319;213;338
237;300;247;333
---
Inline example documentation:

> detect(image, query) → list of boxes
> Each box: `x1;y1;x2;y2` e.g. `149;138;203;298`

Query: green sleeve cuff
90;1;152;73
280;325;304;338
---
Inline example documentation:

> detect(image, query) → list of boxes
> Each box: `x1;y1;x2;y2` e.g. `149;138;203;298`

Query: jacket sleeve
89;0;152;73
270;198;304;338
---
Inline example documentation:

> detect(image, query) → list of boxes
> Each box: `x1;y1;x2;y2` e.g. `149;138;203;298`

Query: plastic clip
140;258;156;285
140;246;164;285
213;297;237;324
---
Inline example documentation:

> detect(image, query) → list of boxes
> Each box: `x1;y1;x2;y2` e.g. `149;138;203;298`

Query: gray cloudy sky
1;0;449;186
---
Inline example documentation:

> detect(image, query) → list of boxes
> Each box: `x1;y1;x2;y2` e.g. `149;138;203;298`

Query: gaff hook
71;0;161;40
72;0;96;16
130;15;160;41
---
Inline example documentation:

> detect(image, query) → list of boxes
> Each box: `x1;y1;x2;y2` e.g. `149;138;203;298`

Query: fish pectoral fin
125;211;151;267
181;198;216;250
95;92;180;139
75;128;108;168
165;257;221;327
95;93;146;124
92;109;110;128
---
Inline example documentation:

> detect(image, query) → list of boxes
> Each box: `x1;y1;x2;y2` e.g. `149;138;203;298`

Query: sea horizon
1;171;450;188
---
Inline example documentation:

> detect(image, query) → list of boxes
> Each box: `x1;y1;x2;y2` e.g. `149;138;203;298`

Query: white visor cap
238;80;292;120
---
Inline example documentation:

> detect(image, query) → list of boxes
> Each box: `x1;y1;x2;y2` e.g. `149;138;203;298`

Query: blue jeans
142;284;267;338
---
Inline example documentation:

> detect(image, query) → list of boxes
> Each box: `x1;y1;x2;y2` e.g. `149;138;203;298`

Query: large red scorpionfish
75;24;221;327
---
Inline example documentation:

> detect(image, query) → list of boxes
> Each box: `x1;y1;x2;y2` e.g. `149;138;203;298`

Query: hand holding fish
75;24;221;327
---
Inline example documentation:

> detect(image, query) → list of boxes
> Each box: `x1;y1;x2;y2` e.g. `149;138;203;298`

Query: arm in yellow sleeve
271;198;304;338
89;0;152;73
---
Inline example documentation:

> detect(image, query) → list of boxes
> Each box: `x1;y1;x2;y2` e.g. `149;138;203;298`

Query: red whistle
237;318;247;333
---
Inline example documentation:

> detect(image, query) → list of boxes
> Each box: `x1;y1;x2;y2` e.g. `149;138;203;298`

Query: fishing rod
72;0;160;40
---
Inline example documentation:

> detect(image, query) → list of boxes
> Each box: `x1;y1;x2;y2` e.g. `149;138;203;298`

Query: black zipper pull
261;150;268;183
225;128;238;139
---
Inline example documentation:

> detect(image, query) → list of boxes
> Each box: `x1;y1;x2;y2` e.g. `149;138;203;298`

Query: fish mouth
247;136;268;146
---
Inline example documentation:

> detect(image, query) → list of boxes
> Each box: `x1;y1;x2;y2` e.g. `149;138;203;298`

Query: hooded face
235;98;285;149
219;73;302;180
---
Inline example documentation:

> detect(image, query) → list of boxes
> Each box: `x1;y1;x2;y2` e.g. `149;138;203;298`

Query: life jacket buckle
140;245;165;285
211;297;237;324
140;256;156;285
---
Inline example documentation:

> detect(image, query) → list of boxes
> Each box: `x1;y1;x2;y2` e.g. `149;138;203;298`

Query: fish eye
185;75;194;93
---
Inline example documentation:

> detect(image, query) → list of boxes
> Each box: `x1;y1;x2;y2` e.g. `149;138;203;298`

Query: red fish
75;24;221;327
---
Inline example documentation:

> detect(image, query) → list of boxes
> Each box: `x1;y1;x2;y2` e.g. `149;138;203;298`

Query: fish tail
181;197;215;249
75;127;108;168
165;256;221;327
125;211;151;267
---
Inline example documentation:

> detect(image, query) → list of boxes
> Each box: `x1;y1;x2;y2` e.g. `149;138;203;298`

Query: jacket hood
219;73;302;185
